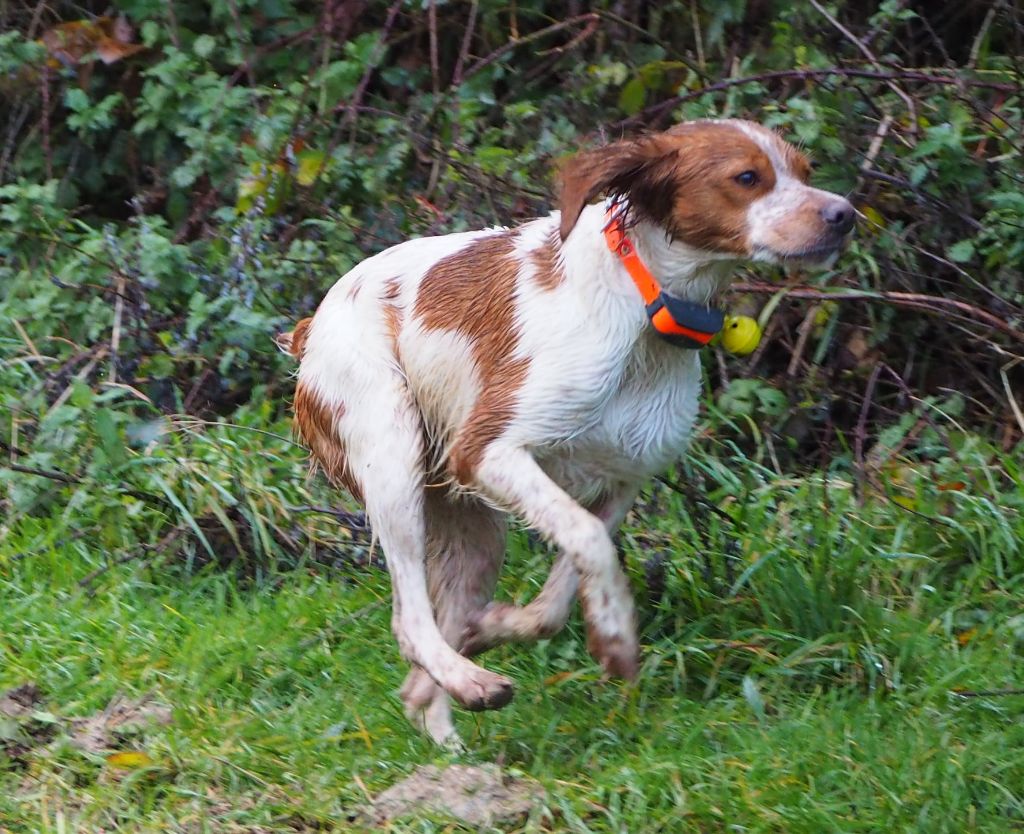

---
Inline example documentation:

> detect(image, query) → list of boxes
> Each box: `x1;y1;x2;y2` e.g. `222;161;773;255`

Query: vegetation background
0;0;1022;831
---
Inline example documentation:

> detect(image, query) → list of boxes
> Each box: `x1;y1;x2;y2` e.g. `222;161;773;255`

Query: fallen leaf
106;750;155;769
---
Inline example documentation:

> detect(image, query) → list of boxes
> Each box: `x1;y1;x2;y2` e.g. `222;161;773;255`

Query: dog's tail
274;316;313;359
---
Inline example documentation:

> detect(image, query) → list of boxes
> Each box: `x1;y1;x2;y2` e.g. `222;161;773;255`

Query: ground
2;447;1023;832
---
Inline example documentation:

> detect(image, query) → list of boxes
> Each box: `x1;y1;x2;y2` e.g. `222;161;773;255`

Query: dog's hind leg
461;484;639;656
342;368;515;715
401;491;507;746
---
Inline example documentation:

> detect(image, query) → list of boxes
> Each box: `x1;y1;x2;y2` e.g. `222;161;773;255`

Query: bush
1;0;1021;568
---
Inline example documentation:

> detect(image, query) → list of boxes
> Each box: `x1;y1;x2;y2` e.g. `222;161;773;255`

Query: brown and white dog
281;119;854;746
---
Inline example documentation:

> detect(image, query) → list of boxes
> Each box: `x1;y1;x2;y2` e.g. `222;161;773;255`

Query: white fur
292;119;853;745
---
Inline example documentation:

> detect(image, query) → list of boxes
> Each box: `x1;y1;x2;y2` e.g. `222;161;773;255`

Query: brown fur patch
414;233;530;484
275;316;313;358
382;277;404;353
345;275;364;301
293;382;362;501
383;277;402;301
528;226;566;291
558;121;785;254
578;589;639;680
777;138;813;183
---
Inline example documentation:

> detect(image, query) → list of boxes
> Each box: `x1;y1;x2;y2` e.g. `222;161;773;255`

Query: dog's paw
460;602;513;656
399;667;439;712
587;629;640;681
448;665;515;712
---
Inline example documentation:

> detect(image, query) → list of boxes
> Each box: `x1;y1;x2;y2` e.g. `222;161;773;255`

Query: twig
47;347;107;414
730;283;1024;344
227;29;316;87
288;504;369;533
654;475;740;528
338;0;402;138
620;67;1016;129
78;527;184;591
108;274;125;385
862;0;908;47
859;170;983;231
461;13;599;83
11;318;40;356
427;0;440;95
854;364;883;503
1000;360;1024;437
2;460;174;508
858;113;893;178
39;63;52;180
165;0;181;49
592;9;706;81
451;0;479;86
951;687;1024;698
5;462;77;485
880;363;963;468
786;303;820;377
224;0;256;87
806;0;917;131
690;0;705;71
969;2;1000;69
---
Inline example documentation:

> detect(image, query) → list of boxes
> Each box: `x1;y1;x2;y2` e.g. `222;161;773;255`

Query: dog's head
558;119;854;266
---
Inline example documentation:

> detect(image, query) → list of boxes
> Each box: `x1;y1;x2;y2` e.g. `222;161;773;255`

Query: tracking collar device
603;203;724;349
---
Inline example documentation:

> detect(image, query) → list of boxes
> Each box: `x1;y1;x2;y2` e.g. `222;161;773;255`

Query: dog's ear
558;134;681;241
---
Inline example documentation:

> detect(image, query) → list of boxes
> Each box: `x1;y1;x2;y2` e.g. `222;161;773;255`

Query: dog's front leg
461;483;641;656
472;445;640;679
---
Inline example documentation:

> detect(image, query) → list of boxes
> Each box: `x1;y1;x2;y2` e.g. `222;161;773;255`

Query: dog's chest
537;340;703;497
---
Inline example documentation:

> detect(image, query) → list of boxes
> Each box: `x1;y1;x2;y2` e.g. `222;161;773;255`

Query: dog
280;119;854;746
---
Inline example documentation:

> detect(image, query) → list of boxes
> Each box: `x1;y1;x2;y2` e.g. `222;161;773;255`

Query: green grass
1;435;1023;832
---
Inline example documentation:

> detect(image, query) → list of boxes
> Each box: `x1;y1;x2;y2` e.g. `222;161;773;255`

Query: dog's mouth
778;245;842;267
753;238;848;269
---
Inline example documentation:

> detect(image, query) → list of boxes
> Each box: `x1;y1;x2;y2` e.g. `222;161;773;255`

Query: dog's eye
734;170;758;187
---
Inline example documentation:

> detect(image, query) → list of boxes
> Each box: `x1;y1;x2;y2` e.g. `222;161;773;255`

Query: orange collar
603;207;724;348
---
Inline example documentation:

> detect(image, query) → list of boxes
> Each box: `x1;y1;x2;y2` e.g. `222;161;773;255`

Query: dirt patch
363;764;545;828
0;682;58;769
0;682;43;718
68;693;172;754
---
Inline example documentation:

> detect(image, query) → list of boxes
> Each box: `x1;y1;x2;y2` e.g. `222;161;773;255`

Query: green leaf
94;408;127;468
152;473;216;558
193;34;216;59
618;77;646;116
947;240;975;263
64;88;89;112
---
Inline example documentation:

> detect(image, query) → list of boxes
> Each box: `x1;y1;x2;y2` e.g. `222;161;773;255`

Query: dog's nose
821;201;855;235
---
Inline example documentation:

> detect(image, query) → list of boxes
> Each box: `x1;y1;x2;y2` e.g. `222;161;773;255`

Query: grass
1;426;1023;832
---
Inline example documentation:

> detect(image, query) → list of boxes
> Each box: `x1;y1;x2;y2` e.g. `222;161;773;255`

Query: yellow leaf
106;751;155;769
890;495;917;511
859;205;886;231
813;301;837;329
956;628;977;646
295;150;326;186
236;162;287;213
